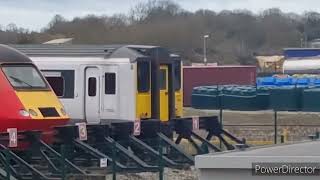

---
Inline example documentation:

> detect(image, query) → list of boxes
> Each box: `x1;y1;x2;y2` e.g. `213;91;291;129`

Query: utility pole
203;34;209;65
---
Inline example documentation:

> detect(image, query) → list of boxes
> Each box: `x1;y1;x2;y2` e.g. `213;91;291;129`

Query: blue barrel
296;78;309;85
258;77;275;85
275;78;291;86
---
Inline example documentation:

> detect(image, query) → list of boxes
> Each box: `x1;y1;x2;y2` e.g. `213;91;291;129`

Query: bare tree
3;1;320;65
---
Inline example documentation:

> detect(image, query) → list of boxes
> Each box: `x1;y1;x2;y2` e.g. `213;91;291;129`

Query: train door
160;65;169;121
85;67;100;124
102;65;118;118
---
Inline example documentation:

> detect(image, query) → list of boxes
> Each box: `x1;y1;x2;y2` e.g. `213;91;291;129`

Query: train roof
10;44;181;63
0;44;32;64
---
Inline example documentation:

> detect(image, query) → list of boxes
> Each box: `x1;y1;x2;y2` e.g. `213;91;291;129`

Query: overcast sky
1;0;320;31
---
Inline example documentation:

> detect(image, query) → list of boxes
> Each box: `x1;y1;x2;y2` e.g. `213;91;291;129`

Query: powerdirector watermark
252;163;320;176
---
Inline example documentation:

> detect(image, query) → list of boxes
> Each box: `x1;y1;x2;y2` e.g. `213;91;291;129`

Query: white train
283;57;320;74
12;45;183;124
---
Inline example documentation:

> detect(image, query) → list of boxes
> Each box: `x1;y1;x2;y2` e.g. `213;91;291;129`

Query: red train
0;44;69;145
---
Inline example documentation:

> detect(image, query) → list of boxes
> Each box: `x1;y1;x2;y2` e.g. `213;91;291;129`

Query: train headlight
60;108;67;116
19;110;30;117
29;109;38;116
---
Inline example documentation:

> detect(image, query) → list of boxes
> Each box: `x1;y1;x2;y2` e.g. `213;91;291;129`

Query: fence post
316;131;320;139
3;149;10;180
219;108;223;149
158;136;164;180
112;140;117;180
60;145;66;180
274;111;278;144
280;135;284;143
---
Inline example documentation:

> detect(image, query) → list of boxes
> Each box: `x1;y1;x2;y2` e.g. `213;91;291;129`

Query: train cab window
46;77;64;97
137;61;150;92
88;77;96;96
159;69;167;90
174;62;181;91
2;64;48;89
105;73;116;94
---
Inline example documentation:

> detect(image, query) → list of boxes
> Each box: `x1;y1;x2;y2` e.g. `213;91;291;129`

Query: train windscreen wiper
10;76;32;87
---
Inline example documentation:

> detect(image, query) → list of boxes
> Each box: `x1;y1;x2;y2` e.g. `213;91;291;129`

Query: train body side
32;56;183;124
31;57;137;123
13;45;183;124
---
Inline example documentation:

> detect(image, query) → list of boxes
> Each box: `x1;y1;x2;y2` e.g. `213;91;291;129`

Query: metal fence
220;110;320;145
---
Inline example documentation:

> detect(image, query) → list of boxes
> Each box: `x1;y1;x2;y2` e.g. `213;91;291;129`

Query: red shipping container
183;66;257;106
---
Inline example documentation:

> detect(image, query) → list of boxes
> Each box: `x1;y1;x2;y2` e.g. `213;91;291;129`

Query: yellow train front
0;45;69;145
134;47;183;122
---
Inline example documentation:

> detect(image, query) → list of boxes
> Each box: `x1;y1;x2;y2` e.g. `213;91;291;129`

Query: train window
88;77;96;96
159;69;167;90
105;73;116;94
42;70;75;99
46;77;64;97
137;61;150;92
174;61;181;91
2;64;48;89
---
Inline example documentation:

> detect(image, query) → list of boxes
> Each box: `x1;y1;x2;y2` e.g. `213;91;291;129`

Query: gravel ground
105;167;199;180
184;108;320;142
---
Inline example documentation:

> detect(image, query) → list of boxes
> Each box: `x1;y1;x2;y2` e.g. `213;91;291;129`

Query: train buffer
109;119;195;168
173;116;249;154
54;124;160;173
0;117;249;179
0;131;92;180
55;120;195;169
